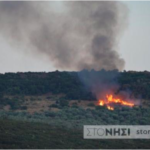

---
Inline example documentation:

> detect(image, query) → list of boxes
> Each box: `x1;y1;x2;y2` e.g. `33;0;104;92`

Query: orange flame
99;100;104;106
98;94;134;110
107;105;114;110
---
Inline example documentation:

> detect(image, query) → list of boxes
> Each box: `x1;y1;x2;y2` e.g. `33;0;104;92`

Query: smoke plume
0;1;128;71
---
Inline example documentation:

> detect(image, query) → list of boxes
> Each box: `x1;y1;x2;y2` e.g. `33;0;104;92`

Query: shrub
20;106;27;110
59;100;69;107
87;103;95;107
49;104;58;108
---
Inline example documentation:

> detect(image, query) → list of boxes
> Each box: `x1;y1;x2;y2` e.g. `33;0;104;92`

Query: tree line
0;70;150;100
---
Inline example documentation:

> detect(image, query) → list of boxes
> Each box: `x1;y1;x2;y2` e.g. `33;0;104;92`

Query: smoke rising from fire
78;69;140;106
78;69;120;99
0;1;128;71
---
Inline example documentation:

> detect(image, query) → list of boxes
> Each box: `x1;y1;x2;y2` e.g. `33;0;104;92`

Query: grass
0;118;150;149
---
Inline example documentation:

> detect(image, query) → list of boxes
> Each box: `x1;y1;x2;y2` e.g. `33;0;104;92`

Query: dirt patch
69;100;97;109
3;105;10;111
25;99;56;114
2;95;98;113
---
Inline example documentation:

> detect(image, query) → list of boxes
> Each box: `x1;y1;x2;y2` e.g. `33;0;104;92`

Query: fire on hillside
98;94;135;110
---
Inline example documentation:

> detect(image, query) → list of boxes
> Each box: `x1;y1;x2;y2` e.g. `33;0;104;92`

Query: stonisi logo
84;125;150;139
86;127;130;136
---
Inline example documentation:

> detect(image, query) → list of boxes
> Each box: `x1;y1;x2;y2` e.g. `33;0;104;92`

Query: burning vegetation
98;94;135;110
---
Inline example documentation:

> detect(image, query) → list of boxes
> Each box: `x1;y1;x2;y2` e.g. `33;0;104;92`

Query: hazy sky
120;1;150;71
0;1;150;73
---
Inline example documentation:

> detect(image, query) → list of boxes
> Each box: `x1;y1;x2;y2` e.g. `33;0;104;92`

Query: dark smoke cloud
0;1;128;71
78;69;120;99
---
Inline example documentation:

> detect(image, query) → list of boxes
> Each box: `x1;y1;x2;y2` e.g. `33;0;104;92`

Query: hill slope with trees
0;70;150;99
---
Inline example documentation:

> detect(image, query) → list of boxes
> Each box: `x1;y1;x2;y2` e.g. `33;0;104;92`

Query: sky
0;1;150;73
120;1;150;71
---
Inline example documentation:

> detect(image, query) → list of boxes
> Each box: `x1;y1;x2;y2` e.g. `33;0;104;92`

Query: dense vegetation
1;106;150;127
0;71;94;99
0;70;150;99
0;119;150;149
0;105;150;149
118;71;150;99
1;70;150;148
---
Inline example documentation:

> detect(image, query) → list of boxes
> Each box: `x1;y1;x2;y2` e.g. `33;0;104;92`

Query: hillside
0;70;150;99
1;70;150;148
0;119;150;149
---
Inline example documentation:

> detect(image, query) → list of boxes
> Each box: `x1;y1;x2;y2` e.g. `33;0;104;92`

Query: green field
0;119;150;149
